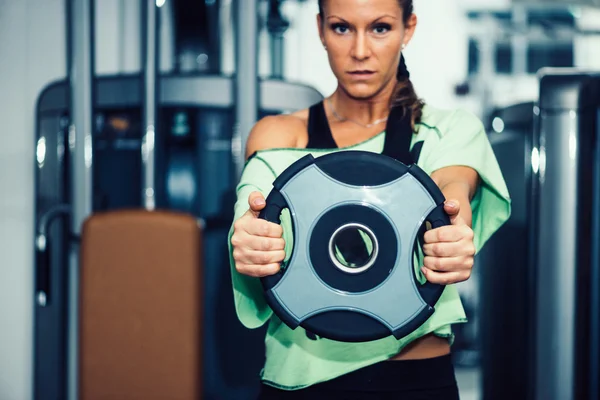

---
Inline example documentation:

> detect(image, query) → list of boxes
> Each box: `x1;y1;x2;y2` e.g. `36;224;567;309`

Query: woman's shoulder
244;108;310;157
418;104;485;139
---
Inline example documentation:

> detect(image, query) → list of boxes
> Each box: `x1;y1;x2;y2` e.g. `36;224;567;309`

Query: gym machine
266;0;290;79
531;70;600;400
478;101;535;399
479;70;600;400
33;0;322;399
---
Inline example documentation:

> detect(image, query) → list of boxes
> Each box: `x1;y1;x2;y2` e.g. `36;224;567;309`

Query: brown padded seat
78;209;203;400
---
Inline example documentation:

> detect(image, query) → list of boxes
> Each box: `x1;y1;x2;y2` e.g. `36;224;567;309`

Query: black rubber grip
427;203;452;229
260;270;285;292
258;189;287;224
314;150;410;186
392;306;435;340
418;281;445;309
301;310;391;343
408;164;446;205
272;154;315;191
264;290;300;329
416;204;451;307
258;189;289;291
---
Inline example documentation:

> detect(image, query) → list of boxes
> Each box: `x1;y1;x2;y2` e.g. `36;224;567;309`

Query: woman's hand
231;191;286;278
421;199;476;285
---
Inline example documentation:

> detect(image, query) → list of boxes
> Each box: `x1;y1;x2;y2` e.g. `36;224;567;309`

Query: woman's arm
417;108;511;284
431;165;480;227
244;115;303;159
421;165;480;284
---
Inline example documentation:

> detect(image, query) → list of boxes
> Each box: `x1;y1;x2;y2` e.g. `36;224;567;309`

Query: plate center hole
329;223;378;274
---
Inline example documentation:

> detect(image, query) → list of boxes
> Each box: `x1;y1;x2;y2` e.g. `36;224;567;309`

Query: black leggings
257;354;460;400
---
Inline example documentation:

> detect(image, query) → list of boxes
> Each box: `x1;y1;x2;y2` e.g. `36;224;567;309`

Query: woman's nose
351;32;370;61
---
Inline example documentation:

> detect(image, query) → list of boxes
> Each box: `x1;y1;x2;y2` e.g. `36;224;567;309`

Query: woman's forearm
431;166;479;227
439;182;473;227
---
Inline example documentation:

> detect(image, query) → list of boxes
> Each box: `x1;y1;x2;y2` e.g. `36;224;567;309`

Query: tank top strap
381;107;415;165
305;101;338;149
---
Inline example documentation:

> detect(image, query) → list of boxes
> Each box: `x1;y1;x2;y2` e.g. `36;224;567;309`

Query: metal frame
38;75;322;113
267;0;290;79
533;69;600;400
142;0;158;210
591;106;600;400
33;113;72;400
69;0;94;237
68;0;94;399
234;0;259;177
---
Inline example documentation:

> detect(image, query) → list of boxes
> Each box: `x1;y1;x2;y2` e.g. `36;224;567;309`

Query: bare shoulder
244;109;310;158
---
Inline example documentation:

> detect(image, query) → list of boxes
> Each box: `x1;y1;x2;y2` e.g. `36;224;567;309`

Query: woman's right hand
231;191;286;277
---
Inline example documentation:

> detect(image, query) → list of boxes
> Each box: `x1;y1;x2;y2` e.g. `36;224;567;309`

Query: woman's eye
373;24;391;34
331;23;349;34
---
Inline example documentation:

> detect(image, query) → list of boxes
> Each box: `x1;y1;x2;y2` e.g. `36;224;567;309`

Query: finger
233;247;285;266
423;255;473;272
443;199;467;226
422;241;471;257
247;191;266;214
421;267;470;285
238;249;286;265
245;219;284;238
423;225;471;244
244;235;286;252
236;262;281;278
443;199;460;216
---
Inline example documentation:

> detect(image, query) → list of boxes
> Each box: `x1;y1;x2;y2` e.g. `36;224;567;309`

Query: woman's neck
329;82;396;126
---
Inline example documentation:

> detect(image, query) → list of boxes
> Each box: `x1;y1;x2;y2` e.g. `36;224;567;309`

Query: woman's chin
343;83;384;100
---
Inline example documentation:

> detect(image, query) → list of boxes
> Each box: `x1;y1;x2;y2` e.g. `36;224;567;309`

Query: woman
228;0;511;398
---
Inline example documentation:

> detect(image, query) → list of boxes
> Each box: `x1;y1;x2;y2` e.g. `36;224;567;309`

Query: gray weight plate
259;150;449;342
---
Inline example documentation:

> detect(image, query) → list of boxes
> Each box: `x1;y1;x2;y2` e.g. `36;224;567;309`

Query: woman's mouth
348;70;375;79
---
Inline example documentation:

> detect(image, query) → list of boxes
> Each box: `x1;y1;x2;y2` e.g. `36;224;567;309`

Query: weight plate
259;150;450;342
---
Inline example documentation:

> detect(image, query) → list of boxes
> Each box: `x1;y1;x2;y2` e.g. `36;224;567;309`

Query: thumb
247;191;266;216
444;199;463;224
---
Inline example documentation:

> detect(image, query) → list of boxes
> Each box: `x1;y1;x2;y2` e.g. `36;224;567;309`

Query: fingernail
253;198;265;206
420;267;427;275
446;201;457;208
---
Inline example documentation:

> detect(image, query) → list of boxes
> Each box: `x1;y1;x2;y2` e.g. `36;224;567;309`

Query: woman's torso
258;100;451;360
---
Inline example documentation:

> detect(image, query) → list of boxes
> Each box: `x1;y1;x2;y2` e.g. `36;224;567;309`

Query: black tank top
304;101;423;165
305;102;338;149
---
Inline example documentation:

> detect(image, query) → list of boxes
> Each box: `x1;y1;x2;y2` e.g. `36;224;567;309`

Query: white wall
95;0;174;75
574;6;600;69
95;0;142;75
458;0;510;9
280;0;336;96
405;0;470;110
0;1;66;399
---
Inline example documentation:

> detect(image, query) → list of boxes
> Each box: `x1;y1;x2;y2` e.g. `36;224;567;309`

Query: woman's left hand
421;199;476;285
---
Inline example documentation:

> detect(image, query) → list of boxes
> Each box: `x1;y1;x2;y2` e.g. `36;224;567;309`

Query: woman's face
318;0;417;100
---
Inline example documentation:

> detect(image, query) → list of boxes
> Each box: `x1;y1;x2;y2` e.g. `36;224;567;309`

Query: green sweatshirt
227;105;511;390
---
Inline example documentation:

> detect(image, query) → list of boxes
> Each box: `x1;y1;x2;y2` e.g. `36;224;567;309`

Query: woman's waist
388;333;451;361
296;353;457;393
